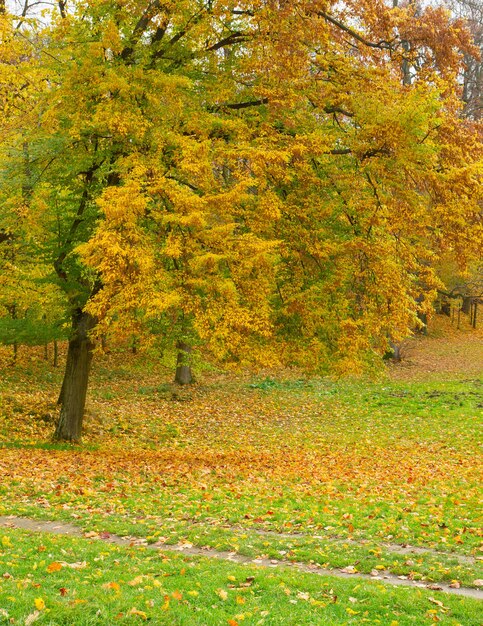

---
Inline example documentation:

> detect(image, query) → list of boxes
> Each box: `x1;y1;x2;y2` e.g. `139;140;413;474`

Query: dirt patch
389;315;483;381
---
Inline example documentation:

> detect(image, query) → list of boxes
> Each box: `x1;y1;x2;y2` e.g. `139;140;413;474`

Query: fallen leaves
428;597;449;611
340;565;358;574
127;608;147;620
46;562;62;573
84;531;99;539
102;582;121;592
0;325;480;626
24;611;41;625
127;576;146;587
217;589;229;601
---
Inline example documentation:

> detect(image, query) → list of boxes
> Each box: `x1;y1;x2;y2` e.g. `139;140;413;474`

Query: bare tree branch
317;10;394;51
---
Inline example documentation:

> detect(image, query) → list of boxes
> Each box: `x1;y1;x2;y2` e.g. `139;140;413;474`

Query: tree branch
121;0;166;61
205;32;247;52
317;11;394;51
323;105;354;117
212;98;268;111
54;165;101;283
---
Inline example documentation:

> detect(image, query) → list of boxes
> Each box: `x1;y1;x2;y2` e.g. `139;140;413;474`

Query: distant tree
446;0;482;120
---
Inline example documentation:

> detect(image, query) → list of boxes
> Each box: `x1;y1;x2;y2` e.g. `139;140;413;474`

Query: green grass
0;324;481;622
0;528;480;625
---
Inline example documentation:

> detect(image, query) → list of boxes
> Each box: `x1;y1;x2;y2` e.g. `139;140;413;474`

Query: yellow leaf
1;536;12;547
188;590;199;597
217;589;228;601
172;590;182;601
346;607;359;615
428;597;449;610
236;596;245;605
128;608;147;620
162;596;170;611
34;598;45;611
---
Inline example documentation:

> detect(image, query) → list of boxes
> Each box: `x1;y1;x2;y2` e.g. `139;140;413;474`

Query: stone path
1;516;481;601
197;521;477;565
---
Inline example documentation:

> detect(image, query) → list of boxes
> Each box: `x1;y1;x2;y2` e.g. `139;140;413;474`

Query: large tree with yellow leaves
1;0;481;440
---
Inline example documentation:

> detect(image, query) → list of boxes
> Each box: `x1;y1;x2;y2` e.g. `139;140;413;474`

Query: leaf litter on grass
0;315;481;619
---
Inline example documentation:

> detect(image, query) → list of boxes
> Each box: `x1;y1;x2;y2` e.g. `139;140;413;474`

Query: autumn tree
0;0;481;440
445;0;482;120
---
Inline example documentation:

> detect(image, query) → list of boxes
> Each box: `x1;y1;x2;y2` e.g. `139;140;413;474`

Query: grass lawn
0;314;482;624
0;527;481;625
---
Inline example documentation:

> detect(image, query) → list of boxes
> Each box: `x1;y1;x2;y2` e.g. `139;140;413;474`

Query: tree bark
389;341;401;362
174;341;194;385
54;310;96;442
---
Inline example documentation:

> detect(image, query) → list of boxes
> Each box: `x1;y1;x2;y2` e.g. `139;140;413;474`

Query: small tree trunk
389;341;401;362
53;340;59;368
54;310;96;442
174;341;194;385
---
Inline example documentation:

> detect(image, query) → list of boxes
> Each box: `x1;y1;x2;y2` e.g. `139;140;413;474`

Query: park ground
0;314;482;625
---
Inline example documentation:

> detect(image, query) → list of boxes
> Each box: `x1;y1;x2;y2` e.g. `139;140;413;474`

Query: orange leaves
46;562;62;573
127;608;148;620
102;581;121;592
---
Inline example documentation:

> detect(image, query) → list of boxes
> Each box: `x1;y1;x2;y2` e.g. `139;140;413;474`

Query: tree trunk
54;310;96;442
389;341;401;362
174;341;194;385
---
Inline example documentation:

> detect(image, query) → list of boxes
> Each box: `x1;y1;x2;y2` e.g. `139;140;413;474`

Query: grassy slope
0;314;482;624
